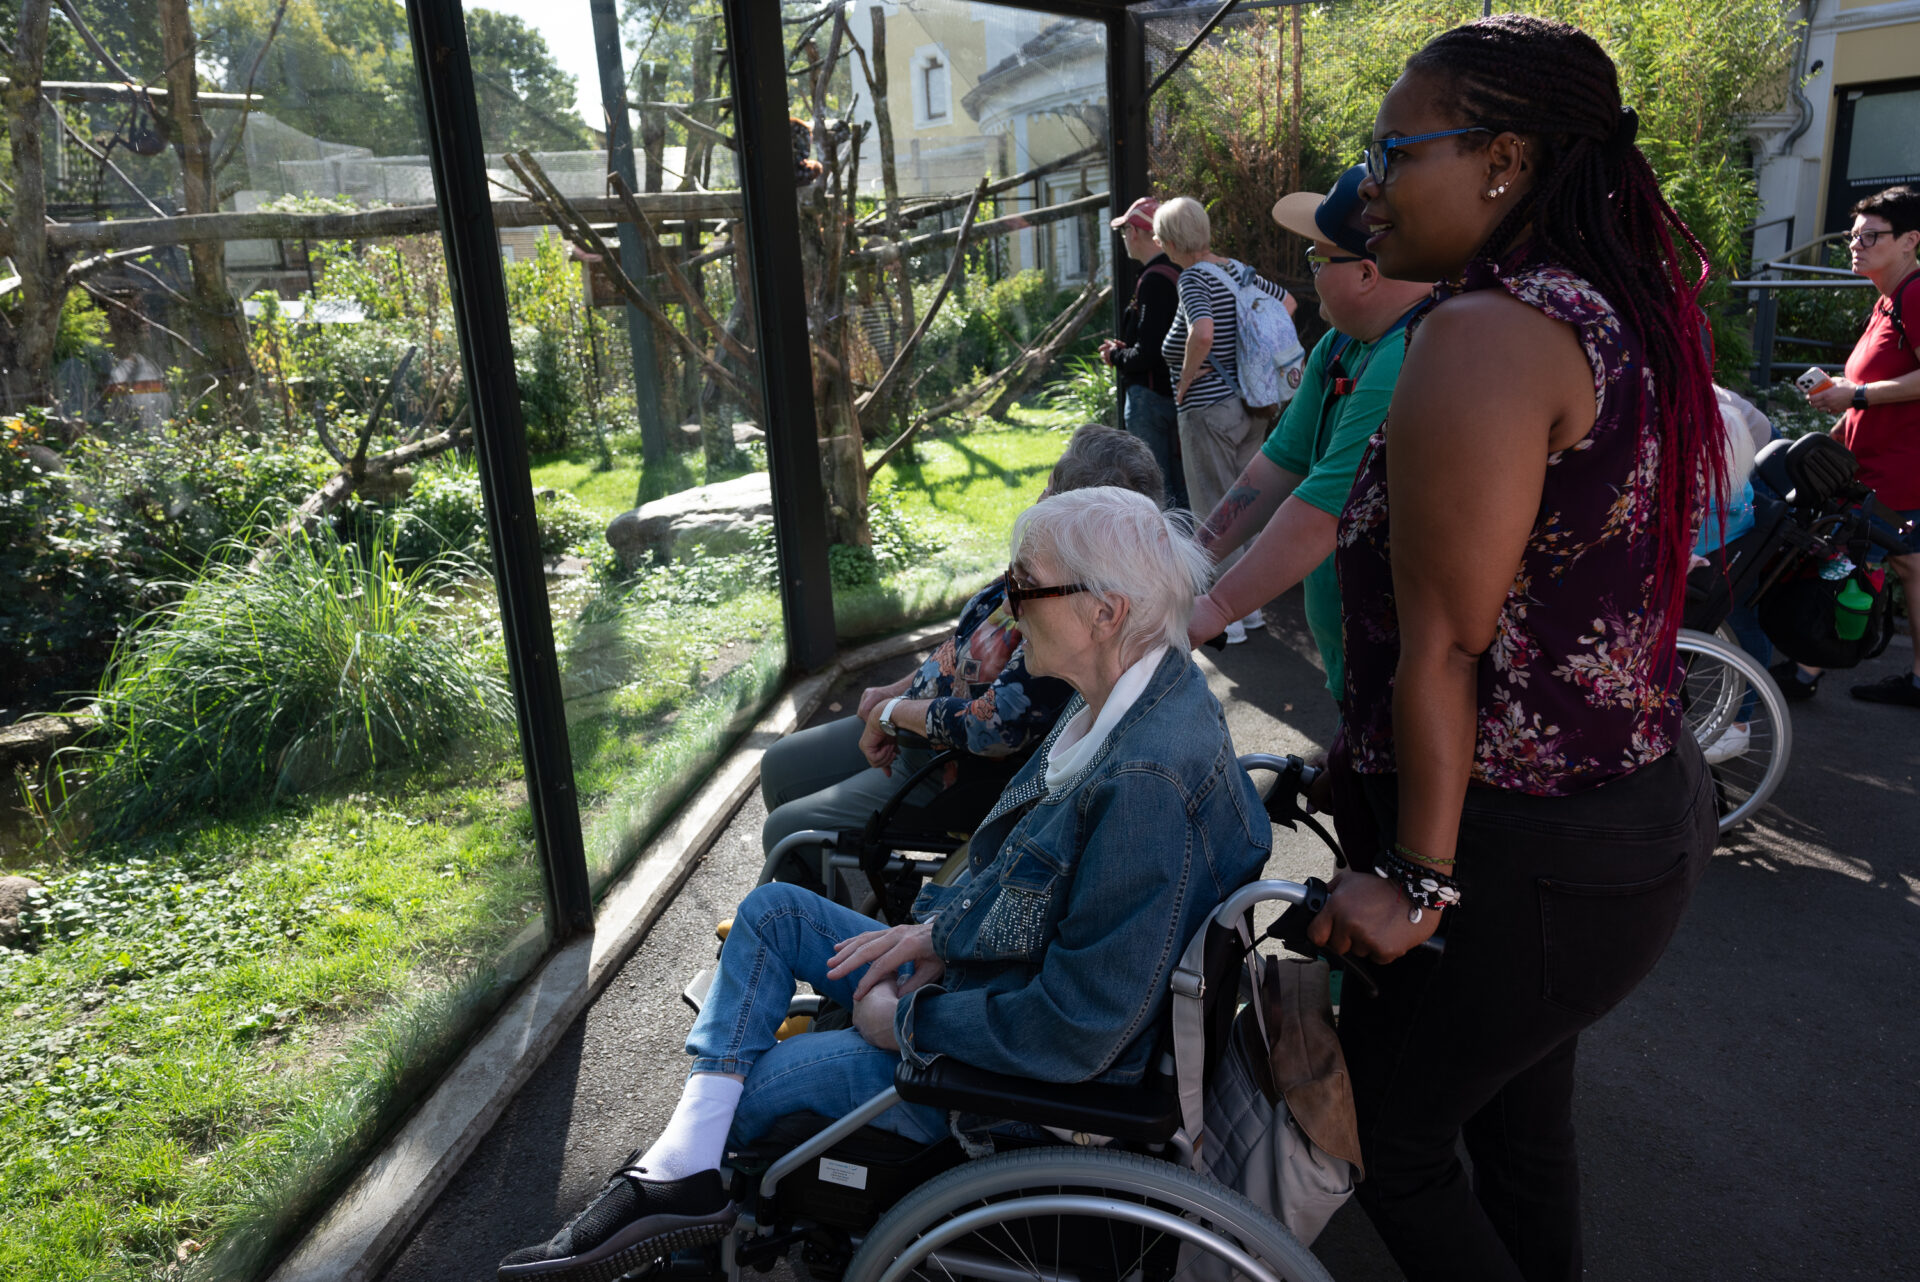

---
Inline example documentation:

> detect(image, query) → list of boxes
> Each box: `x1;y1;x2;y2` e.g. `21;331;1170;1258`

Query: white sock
636;1073;744;1181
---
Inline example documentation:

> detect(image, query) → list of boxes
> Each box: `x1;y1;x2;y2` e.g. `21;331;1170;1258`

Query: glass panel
2;2;551;1276
488;0;786;893
784;0;1116;640
1847;87;1920;183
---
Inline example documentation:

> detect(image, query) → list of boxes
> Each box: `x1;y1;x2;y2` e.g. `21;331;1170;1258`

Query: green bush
830;486;949;590
71;523;513;840
0;416;320;710
1049;354;1120;427
536;488;600;556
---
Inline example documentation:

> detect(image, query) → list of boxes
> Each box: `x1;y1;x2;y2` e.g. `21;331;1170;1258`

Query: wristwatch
878;696;906;737
1854;385;1870;411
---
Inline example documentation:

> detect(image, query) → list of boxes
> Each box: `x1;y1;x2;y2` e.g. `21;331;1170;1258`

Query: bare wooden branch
849;191;1111;268
211;0;291;177
607;171;753;367
66;244;158;284
44;191;746;252
50;0;141;88
856;146;1102;230
508;152;760;413
865;280;1111;481
632;99;734;150
0;78;258;106
856;178;985;419
351;346;414;473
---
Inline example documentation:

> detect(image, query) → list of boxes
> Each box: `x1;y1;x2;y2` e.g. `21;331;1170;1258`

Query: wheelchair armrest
894;1058;1181;1144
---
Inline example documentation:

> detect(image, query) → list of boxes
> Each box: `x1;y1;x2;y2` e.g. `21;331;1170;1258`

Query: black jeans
1340;738;1716;1282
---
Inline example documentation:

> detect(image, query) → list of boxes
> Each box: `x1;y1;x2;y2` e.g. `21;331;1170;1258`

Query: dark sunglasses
1005;565;1088;621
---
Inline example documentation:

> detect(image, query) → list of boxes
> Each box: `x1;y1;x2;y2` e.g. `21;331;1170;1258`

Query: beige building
1749;0;1920;261
846;0;1111;282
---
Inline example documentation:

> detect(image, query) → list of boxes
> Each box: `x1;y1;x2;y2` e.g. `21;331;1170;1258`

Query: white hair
1010;486;1214;661
1152;196;1211;255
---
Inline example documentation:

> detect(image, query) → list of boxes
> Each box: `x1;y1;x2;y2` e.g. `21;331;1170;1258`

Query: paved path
382;592;1919;1281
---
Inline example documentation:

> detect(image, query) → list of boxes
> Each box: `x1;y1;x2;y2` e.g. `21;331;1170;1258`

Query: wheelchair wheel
1676;628;1792;833
842;1147;1331;1282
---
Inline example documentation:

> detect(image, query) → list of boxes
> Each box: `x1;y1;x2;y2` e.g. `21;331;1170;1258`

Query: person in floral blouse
1306;17;1723;1282
758;425;1166;879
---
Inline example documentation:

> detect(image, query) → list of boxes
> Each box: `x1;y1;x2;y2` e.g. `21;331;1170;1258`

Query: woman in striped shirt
1155;196;1297;641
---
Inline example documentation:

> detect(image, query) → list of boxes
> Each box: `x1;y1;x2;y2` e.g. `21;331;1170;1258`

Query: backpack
1193;260;1307;417
1170;915;1360;1255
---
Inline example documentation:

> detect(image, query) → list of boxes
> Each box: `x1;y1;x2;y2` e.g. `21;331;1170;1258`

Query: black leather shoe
1768;661;1819;701
1850;672;1920;707
498;1161;736;1281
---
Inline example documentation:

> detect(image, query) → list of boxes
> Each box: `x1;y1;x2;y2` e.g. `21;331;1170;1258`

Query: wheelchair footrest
682;966;714;1015
894;1058;1181;1144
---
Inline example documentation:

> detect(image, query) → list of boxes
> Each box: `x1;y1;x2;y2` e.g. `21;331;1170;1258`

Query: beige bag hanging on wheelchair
1171;916;1363;1256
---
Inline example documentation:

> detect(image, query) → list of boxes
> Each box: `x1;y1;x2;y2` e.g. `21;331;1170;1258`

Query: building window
912;45;951;127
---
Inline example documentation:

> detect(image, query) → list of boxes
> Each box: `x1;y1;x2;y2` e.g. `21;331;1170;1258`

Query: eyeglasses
1005;565;1088;621
1306;248;1364;275
1847;228;1891;249
1363;126;1493;185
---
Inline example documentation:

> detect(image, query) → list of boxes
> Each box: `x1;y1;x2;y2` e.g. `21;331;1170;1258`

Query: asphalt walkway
381;588;1920;1281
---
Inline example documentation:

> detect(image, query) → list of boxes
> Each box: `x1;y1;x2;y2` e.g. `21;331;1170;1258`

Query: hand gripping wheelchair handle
1264;875;1446;1001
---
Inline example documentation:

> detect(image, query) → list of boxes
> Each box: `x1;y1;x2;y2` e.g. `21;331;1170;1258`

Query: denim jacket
893;648;1271;1086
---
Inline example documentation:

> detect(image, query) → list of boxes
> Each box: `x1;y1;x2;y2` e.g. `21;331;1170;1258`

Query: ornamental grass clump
74;523;512;840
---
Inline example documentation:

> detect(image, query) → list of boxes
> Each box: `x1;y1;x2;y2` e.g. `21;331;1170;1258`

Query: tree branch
849;191;1111;268
52;0;142;89
507;151;760;413
856;146;1102;230
42;91;166;216
351;346;414;473
855;177;985;419
632;98;734;150
607;170;753;367
211;0;290;177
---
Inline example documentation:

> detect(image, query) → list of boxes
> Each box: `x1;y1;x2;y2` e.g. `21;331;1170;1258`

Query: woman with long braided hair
1306;16;1724;1280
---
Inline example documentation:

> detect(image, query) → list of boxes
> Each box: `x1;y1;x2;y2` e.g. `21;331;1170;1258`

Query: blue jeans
687;881;949;1148
1123;383;1186;511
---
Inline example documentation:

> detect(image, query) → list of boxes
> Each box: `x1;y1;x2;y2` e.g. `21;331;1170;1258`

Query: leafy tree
464;8;592;151
195;0;422;154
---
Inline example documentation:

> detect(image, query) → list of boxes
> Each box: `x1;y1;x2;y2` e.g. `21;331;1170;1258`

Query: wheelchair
1679;433;1916;832
663;754;1353;1282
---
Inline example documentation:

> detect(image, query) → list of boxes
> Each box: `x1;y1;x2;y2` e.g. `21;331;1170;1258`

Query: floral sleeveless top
1335;262;1683;796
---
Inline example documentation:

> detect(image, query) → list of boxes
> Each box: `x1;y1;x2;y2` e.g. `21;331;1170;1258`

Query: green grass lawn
0;418;1068;1280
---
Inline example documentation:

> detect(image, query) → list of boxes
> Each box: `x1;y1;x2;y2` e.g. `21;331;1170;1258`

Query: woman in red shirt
1790;185;1920;705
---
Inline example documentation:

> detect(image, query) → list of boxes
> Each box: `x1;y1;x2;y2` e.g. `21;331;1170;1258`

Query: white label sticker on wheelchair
817;1157;869;1190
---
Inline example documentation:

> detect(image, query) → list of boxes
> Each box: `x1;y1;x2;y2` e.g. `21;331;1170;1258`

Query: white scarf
1043;646;1171;792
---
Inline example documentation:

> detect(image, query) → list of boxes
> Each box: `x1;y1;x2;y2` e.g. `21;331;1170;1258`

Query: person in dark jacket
1102;196;1188;509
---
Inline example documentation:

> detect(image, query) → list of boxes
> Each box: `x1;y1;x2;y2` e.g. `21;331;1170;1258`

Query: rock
22;443;62;475
605;471;773;569
675;422;704;448
731;421;765;446
0;875;42;948
0;713;97;776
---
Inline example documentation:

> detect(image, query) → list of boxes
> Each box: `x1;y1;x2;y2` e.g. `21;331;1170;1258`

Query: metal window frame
405;0;593;939
403;0;1154;944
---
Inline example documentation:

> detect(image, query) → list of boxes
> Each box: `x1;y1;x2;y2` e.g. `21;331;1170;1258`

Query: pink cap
1110;196;1161;232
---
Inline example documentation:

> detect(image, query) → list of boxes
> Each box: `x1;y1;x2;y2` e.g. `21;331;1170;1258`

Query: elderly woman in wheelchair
500;487;1282;1281
758;424;1169;905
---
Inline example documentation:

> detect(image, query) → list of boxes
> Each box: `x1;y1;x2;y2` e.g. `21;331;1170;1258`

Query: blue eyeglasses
1363;127;1493;184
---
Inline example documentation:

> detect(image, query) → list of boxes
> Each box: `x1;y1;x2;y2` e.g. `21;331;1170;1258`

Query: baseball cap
1271;164;1373;259
1110;196;1161;232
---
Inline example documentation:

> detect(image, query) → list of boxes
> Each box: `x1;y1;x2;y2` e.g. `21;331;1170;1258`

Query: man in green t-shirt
1188;165;1432;699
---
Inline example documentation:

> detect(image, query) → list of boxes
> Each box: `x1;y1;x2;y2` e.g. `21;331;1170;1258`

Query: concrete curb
268;623;948;1282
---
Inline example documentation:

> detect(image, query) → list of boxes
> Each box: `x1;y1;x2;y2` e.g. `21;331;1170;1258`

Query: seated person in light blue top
500;488;1272;1282
1186;166;1433;700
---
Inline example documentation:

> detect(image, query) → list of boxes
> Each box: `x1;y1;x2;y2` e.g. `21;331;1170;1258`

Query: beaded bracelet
1393;840;1455;868
1374;844;1463;923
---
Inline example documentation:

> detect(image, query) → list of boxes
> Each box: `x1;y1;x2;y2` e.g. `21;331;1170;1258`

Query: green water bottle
1835;578;1873;641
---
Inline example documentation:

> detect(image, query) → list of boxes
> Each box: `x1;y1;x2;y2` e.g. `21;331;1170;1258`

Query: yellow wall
1832;23;1920;84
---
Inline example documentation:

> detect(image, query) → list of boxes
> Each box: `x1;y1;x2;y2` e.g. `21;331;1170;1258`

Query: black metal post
589;0;668;466
722;0;837;671
1751;285;1778;389
1110;7;1150;429
405;0;593;939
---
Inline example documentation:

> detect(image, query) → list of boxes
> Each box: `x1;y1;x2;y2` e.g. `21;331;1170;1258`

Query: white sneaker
1223;621;1249;645
1702;720;1750;765
1240;609;1266;630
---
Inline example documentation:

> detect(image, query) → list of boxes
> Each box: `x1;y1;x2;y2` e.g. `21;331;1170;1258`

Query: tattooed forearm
1200;482;1262;553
